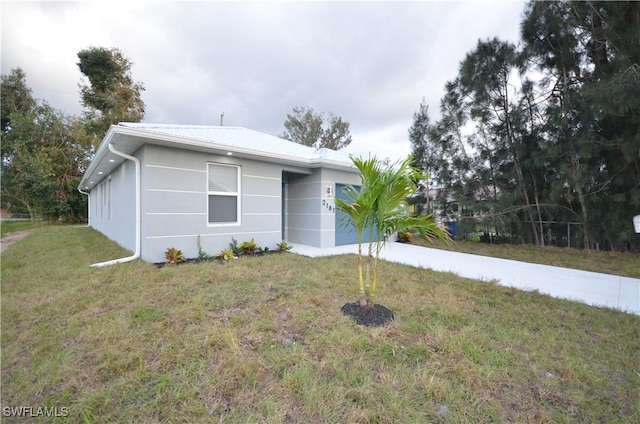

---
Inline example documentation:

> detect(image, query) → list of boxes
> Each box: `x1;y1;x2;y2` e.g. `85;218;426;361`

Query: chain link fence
6;213;32;219
527;221;585;249
450;217;585;248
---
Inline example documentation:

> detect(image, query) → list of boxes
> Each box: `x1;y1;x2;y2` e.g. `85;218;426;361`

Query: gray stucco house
78;123;363;264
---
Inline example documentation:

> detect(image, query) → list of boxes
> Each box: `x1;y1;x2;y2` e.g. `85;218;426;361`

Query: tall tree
459;38;545;245
521;0;596;249
281;106;352;150
409;99;435;175
77;47;145;144
421;39;547;244
1;69;91;222
411;0;639;252
521;0;640;251
1;68;39;219
576;1;640;251
408;99;436;214
1;68;36;132
417;0;639;252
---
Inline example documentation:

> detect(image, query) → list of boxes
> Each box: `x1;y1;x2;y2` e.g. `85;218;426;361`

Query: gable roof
79;123;355;191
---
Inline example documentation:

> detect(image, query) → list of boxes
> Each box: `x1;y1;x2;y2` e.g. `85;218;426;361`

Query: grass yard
413;238;640;279
2;226;639;423
0;219;35;238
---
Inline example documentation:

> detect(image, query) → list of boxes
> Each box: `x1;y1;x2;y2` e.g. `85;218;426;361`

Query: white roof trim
79;123;356;191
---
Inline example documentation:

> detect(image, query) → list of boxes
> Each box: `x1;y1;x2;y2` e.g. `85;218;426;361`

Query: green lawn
1;226;639;423
0;219;35;238
413;238;640;279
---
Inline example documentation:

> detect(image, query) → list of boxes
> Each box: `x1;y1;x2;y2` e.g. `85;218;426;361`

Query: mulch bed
154;251;283;268
341;302;394;327
154;258;222;268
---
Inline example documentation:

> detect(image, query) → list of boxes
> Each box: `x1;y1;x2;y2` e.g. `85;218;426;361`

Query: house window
208;163;240;224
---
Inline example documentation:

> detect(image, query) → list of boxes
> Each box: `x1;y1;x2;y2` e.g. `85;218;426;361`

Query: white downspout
90;143;141;267
77;188;91;226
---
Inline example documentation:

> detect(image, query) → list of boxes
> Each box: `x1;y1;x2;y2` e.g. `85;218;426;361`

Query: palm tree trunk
357;242;365;299
369;240;384;306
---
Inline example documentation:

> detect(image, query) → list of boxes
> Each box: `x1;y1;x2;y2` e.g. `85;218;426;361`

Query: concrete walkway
290;242;640;316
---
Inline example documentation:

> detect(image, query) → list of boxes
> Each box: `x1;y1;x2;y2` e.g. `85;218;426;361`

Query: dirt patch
0;230;33;253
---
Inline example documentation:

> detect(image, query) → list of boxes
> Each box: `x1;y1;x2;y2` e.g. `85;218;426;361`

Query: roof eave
78;125;121;191
79;126;356;191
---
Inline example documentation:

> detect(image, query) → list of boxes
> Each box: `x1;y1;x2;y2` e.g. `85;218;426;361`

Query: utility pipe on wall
90;143;141;267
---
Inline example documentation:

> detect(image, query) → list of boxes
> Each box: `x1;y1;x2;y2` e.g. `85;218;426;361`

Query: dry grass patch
0;219;35;238
414;238;640;278
1;226;639;422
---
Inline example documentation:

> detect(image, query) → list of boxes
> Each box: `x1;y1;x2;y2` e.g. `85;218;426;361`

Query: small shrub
468;234;481;243
239;238;259;255
479;232;515;244
165;247;185;264
276;240;293;252
196;235;210;262
397;231;413;243
214;248;235;261
229;237;241;257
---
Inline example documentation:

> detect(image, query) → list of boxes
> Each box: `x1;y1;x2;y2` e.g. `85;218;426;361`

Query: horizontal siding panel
146;229;281;240
287;198;321;214
244;174;281;181
243;196;280;215
145;213;209;237
146;164;205;173
145;147;207;170
145;213;280;237
241;162;282;179
287;213;319;229
146;190;205;214
288;184;319;198
287;229;320;246
240;214;281;233
146;166;206;192
321;215;337;231
243;178;281;197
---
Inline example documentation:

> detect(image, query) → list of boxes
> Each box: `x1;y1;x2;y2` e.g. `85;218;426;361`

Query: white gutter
77;188;91;226
90;143;141;267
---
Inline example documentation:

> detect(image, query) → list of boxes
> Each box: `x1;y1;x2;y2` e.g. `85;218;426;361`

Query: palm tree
334;156;383;306
335;155;450;308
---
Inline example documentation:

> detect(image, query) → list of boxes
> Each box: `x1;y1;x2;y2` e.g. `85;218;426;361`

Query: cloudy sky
2;0;525;161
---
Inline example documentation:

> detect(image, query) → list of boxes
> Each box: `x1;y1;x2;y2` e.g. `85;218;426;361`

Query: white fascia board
110;126;358;171
79;125;357;191
310;157;359;172
78;126;149;191
126;129;337;168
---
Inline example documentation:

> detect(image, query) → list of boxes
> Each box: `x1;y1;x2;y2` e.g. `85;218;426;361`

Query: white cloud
1;0;525;159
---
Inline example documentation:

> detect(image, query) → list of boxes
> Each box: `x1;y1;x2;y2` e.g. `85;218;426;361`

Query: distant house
78;123;363;264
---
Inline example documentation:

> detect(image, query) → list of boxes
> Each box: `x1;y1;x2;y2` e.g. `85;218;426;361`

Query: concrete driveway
291;242;640;316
